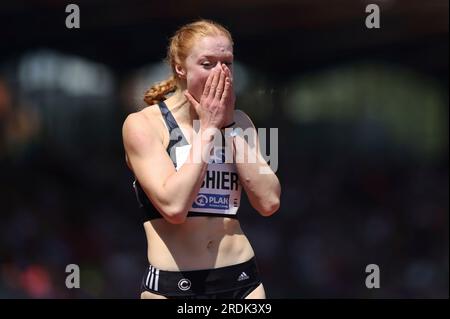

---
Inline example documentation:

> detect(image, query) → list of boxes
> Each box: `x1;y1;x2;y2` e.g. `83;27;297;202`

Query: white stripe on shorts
145;266;152;288
149;266;155;289
154;269;160;291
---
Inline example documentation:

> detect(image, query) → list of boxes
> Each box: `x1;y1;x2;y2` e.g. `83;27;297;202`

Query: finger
214;69;226;100
223;68;233;94
208;65;221;99
202;68;215;98
223;66;234;96
220;77;231;104
223;65;233;84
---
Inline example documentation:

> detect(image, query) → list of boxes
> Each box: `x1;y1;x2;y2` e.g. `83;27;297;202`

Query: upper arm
233;110;280;215
122;113;176;213
234;109;261;153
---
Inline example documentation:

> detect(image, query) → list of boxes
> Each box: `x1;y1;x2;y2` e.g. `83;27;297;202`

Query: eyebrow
198;54;234;60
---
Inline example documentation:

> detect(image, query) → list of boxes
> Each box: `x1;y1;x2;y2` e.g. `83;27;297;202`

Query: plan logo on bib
193;193;230;210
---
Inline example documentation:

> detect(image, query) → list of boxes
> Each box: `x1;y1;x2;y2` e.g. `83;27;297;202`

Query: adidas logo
237;271;249;281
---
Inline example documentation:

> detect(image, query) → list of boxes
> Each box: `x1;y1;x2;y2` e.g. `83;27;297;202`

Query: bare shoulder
234;109;255;130
122;105;164;152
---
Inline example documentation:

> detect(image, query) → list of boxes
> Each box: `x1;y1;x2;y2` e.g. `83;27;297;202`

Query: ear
175;64;186;79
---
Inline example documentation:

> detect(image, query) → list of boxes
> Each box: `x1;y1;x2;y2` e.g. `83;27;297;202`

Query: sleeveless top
132;101;242;221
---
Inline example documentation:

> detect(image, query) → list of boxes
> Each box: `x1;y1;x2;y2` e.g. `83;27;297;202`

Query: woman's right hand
184;63;233;131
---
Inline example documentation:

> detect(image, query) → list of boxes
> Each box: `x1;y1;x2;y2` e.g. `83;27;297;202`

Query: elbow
162;205;188;224
166;214;187;224
258;197;280;217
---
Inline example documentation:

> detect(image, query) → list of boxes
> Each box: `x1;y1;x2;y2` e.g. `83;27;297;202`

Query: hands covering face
184;63;235;130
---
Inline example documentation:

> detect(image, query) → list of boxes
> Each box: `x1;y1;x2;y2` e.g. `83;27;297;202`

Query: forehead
189;35;233;60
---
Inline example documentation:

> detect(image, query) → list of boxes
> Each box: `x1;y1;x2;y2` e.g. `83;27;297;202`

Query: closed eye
201;62;214;69
201;61;233;69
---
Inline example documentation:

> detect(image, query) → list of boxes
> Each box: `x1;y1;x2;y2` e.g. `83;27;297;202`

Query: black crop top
132;101;242;222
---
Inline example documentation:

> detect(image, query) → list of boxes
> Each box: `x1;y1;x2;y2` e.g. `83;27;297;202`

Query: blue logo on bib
193;193;229;210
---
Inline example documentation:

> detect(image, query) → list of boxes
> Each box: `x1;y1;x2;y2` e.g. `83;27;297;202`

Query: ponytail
143;75;177;106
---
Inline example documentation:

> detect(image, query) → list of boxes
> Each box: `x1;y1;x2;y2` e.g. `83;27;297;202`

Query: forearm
233;134;281;215
160;132;215;221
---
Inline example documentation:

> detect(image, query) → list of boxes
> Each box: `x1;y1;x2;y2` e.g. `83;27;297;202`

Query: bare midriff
143;216;255;271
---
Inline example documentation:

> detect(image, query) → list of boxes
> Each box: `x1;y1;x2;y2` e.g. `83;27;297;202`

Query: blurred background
0;0;448;298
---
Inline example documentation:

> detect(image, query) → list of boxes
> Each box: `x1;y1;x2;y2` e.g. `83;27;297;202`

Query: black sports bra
133;101;242;221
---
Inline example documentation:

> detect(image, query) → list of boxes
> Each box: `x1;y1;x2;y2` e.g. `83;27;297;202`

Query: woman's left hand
220;63;235;127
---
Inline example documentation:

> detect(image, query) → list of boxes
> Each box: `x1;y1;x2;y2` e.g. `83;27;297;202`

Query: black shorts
140;257;262;299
